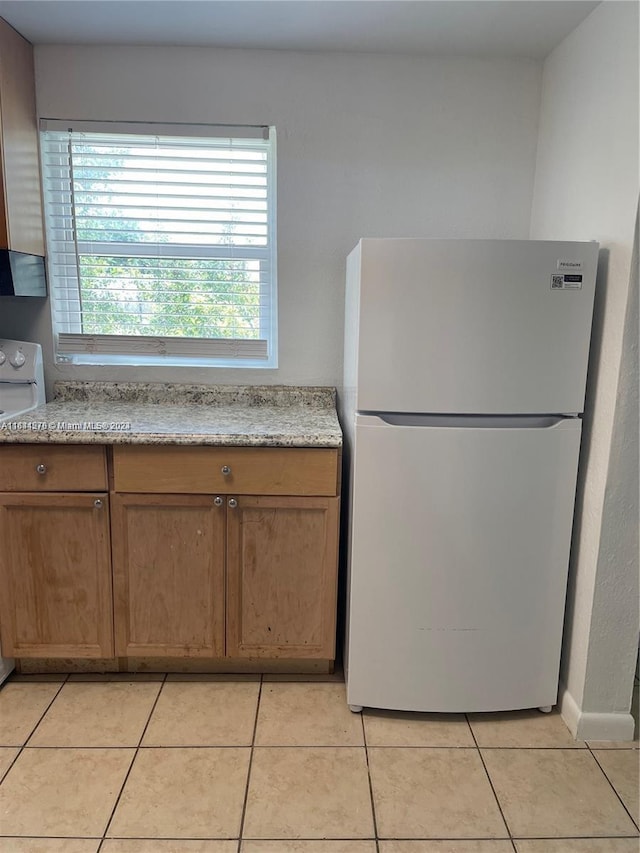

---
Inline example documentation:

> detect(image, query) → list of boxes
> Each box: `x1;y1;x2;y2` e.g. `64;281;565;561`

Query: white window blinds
40;121;277;367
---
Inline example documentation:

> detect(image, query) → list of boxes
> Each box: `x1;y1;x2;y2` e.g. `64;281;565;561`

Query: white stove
0;339;46;683
0;339;45;421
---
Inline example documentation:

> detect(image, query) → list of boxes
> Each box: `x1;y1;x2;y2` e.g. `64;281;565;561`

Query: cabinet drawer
113;446;339;496
0;445;108;491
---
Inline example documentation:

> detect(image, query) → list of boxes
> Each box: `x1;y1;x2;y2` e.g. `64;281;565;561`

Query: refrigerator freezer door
348;239;598;415
345;414;582;712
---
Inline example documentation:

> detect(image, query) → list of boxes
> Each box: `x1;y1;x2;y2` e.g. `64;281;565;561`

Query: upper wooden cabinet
0;17;44;256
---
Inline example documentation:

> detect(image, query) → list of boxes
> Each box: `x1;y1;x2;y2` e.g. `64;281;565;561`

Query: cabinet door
226;496;339;659
0;18;44;254
0;493;113;657
112;494;225;657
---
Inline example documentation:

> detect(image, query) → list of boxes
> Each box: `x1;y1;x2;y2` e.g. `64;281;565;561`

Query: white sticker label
557;259;583;271
551;273;583;290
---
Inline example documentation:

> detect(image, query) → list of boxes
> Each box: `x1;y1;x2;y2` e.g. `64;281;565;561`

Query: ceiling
0;0;601;59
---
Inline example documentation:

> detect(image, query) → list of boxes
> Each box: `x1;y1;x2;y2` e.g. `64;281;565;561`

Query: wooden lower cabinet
112;493;340;660
0;444;341;668
112;494;226;657
0;492;113;657
226;496;339;659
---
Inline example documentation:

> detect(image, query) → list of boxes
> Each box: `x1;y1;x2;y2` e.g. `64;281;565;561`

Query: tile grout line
466;712;514;844
509;835;640;842
361;711;381;851
1;833;639;842
0;673;69;785
23;743;596;749
586;742;640;833
465;712;516;853
97;672;168;851
19;675;70;748
236;673;263;853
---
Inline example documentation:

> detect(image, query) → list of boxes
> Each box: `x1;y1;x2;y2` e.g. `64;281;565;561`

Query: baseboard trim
16;657;335;675
559;681;636;742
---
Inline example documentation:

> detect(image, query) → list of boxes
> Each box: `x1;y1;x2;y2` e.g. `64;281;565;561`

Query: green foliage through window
78;256;262;338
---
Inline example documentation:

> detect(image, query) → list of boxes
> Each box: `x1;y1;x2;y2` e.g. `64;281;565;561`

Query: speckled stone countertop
0;382;343;447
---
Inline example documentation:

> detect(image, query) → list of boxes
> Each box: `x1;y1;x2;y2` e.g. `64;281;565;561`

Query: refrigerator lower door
346;414;582;713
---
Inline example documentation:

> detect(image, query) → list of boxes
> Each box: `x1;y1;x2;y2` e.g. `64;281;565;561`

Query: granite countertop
0;382;343;448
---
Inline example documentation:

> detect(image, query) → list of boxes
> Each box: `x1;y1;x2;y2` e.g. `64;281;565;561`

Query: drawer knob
94;499;103;509
35;463;47;475
213;496;223;507
228;498;238;508
221;465;231;476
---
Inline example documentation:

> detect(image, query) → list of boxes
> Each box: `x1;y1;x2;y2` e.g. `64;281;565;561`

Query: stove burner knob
0;351;5;365
9;350;26;368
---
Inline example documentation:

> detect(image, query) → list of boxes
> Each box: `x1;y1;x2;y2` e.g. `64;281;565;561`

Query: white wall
530;0;639;739
0;45;541;392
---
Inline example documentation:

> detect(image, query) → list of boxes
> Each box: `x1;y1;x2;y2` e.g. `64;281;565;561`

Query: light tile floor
0;673;637;852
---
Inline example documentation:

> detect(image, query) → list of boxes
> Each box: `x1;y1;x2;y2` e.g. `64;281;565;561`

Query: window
40;121;277;367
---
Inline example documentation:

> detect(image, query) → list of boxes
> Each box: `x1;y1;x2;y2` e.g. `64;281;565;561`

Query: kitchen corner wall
530;0;639;739
1;45;541;394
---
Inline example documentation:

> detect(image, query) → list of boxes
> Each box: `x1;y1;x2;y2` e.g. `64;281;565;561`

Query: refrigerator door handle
357;413;581;430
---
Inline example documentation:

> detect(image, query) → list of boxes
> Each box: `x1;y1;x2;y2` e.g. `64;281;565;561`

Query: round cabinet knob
94;499;103;509
221;465;231;476
9;350;26;369
35;463;47;475
228;498;238;508
213;496;223;506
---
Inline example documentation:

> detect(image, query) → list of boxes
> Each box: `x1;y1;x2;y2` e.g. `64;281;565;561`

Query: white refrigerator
341;239;598;713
